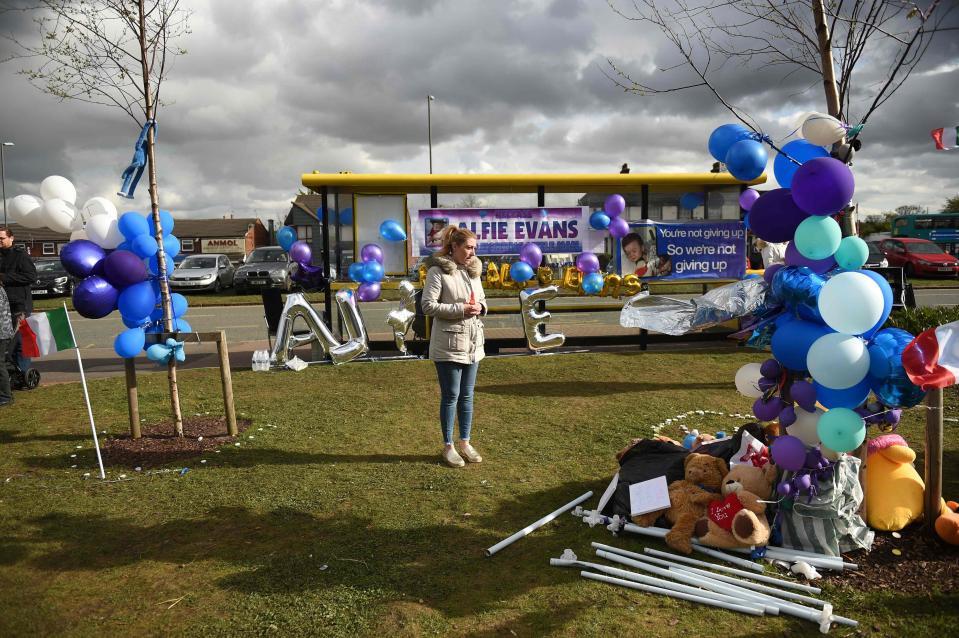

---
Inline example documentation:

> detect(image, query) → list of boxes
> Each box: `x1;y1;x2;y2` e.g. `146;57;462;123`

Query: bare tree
606;1;954;135
2;0;192;435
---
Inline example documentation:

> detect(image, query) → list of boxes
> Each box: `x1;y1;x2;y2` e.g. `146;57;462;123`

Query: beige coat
421;253;487;364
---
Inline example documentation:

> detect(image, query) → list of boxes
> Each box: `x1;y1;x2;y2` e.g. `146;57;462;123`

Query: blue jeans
435;361;479;445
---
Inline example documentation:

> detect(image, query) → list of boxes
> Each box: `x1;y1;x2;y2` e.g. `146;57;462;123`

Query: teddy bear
632;452;729;554
694;461;778;550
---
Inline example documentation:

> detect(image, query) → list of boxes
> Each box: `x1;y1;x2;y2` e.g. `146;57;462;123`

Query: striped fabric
779;456;874;557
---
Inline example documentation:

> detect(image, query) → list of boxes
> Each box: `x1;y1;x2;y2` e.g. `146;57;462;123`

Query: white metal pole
581;571;764;616
485;491;593;557
643;548;821;594
63;303;106;479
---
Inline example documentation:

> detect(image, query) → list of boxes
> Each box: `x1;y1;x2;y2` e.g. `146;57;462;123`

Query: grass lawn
1;351;957;637
909;278;959;288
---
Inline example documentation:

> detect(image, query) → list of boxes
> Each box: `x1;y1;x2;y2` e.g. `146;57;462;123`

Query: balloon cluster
276;226;327;293
10;175;123;245
574;251;603;295
59;209;190;360
603;194;629;239
771;437;834;501
708;124;768;181
728;119;924;458
508;242;542;284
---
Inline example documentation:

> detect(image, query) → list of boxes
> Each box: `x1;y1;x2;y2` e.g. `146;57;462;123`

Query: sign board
415;207;604;256
201;238;245;254
620;221;746;280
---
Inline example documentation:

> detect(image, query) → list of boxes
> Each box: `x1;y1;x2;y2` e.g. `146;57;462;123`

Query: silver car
233;246;292;293
170;254;235;293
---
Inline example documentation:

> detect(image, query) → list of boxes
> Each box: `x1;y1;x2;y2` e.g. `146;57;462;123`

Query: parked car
233;246;292;293
31;259;75;297
878;238;959;277
169;254;235;293
864;241;889;269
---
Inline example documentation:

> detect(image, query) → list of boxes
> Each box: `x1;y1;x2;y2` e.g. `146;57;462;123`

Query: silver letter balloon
519;286;566;352
385;280;418;354
269;291;369;366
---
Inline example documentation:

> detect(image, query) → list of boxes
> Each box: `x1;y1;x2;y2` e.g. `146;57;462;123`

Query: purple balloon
72;275;119;319
758;377;778;393
749;188;810;243
519;243;543;268
790;380;818;412
784;241;836;274
796;473;812;491
739;188;760;211
608;216;630;239
604;194;626;218
575;252;600;274
291;262;326;291
288;240;312;265
356;282;381;302
780;405;797;428
886;409;902;426
101;249;148;290
777;482;793;496
791;158;855;216
360;243;384;264
760;358;782;379
59;240;106;279
763;263;783;284
753;396;786;422
771;435;807;471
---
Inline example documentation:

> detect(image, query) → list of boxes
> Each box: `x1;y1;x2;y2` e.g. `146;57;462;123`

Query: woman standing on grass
421;226;487;467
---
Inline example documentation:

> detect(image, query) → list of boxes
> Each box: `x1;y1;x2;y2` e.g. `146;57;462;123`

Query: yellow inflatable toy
865;434;924;531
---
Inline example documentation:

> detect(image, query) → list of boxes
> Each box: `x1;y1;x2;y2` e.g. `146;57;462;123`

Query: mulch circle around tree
825;526;959;595
100;416;252;469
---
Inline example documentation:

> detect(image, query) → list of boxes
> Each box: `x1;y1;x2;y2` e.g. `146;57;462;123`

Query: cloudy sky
0;0;956;225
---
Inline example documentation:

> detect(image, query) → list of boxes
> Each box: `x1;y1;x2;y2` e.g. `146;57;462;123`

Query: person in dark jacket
0;227;36;318
0;285;14;406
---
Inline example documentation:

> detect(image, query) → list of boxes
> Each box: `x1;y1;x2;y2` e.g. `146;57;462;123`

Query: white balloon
80;196;118;220
9;194;42;223
70;229;88;241
786;406;824;447
40;175;77;205
41;198;78;234
734;363;765;398
802;113;846;147
807;333;870;389
85;214;123;249
819;272;884;335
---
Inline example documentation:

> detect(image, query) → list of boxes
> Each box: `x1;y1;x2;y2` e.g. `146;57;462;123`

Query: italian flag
19;308;77;358
931;126;958;150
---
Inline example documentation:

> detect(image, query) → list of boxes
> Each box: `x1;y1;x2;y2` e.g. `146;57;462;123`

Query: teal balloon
835;236;869;270
146;343;168;362
510;261;534;282
794;215;841;260
277;226;297;250
582;272;604;295
817;407;866;453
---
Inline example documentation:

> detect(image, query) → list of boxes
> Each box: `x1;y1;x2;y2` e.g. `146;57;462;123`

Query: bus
891;213;959;255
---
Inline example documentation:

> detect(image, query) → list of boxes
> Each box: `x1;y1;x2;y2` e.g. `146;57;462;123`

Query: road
25;286;959;383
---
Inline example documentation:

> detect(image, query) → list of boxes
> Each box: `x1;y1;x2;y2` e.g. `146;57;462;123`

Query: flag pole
63;303;106;479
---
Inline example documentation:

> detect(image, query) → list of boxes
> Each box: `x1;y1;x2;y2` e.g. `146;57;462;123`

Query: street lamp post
427;95;435;174
1;142;13;227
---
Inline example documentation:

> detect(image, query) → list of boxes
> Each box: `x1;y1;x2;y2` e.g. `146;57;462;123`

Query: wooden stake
124;358;141;439
216;331;238;436
924;387;944;529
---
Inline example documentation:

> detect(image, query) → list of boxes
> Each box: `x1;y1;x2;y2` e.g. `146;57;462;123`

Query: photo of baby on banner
620;221;747;280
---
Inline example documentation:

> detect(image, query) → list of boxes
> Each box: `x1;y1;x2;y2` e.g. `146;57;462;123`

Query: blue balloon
867;328;926;408
73;275;119;319
589;211;611;230
118;281;157;320
813;378;871;409
771;266;826;323
147;210;175;237
147;253;176;276
771;317;833;371
510;261;534;283
122;314;150;329
114;328;145;359
361;260;384;283
171;293;188;319
277;226;297;251
162;234;180;258
146;343;168;362
339;208;353;225
118;211;150;241
173;318;192;333
379;219;407;242
773;139;829;189
725;139;768;181
680;192;705;210
582;272;604;295
348;261;365;283
131;233;159;259
60;240;106;279
116;241;131;252
859;269;894;341
708;124;752;163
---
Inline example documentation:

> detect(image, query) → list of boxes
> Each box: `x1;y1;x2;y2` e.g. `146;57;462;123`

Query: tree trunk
811;0;841;121
139;0;183;436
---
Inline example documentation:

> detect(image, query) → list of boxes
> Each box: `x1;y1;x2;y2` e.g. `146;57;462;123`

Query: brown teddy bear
694;462;778;549
632;453;728;554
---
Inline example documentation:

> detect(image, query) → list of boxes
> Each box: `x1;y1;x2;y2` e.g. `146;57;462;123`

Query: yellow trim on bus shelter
302;172;766;194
